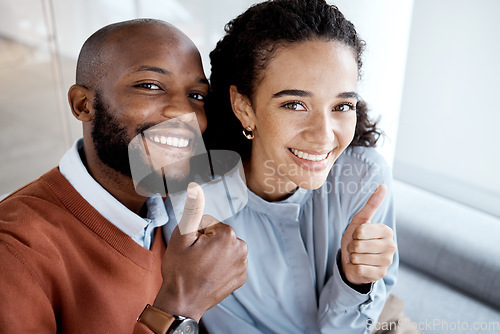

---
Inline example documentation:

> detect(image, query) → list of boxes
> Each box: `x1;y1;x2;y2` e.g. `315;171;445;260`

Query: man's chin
133;161;192;197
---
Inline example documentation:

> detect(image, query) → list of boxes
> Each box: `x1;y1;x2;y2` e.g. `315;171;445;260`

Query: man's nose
160;95;196;118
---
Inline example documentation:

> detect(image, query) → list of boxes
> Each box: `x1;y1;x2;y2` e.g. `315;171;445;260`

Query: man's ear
68;84;94;122
229;85;256;129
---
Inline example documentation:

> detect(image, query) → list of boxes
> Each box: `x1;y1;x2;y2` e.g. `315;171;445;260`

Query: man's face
90;24;208;186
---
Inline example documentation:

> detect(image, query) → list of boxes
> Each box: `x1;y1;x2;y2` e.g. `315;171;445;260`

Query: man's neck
81;145;147;215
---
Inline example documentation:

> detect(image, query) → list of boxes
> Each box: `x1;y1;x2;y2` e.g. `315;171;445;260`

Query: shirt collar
246;186;311;222
59;139;168;238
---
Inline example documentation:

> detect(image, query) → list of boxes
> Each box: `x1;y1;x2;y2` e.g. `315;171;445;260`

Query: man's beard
90;92;201;196
91;92;154;179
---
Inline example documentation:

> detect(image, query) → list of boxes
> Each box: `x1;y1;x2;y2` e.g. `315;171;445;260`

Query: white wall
394;0;500;217
334;0;414;166
0;0;414;194
0;0;257;82
0;0;413;160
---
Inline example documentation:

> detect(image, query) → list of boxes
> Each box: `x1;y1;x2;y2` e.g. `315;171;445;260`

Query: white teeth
149;136;190;148
291;148;328;161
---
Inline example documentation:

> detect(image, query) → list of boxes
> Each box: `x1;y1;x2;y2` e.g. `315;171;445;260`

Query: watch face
171;318;198;334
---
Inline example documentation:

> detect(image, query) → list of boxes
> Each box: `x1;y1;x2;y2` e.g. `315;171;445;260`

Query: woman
202;0;398;333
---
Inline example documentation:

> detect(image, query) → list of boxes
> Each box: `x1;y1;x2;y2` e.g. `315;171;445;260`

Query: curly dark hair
203;0;381;160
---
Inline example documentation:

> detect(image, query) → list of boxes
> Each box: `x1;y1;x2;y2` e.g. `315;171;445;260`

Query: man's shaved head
68;17;208;213
75;18;191;90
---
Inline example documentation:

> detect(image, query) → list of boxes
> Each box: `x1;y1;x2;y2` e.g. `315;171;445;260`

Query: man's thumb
177;182;205;235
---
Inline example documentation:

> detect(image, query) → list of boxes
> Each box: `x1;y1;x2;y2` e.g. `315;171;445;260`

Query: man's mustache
136;119;199;137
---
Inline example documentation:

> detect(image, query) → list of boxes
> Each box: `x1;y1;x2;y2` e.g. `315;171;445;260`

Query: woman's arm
318;148;399;334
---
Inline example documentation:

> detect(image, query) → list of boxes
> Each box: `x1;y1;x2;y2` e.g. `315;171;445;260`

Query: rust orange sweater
0;167;163;333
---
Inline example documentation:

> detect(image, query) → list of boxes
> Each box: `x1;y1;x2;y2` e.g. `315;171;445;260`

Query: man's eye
189;93;205;101
136;83;161;90
282;102;307;111
334;103;355;112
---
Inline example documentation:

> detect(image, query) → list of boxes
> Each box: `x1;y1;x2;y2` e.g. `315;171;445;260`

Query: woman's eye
334;103;355;112
189;93;205;101
136;83;161;90
282;102;307;111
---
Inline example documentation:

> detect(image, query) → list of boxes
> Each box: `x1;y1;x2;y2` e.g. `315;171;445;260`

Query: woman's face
237;39;358;199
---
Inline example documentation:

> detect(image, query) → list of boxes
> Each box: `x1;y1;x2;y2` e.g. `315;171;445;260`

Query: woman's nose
303;110;335;144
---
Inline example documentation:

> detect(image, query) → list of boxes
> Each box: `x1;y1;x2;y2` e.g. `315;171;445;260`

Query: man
0;19;247;333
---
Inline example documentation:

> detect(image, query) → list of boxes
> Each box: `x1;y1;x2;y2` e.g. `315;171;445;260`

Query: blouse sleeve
317;147;399;333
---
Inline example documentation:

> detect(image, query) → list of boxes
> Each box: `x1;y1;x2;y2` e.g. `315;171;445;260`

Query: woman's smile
233;39;359;199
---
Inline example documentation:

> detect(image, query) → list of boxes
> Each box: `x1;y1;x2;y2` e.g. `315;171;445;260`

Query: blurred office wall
0;0;413;196
0;0;255;194
393;0;500;217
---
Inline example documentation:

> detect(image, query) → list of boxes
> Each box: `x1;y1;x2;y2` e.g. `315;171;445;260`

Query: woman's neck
244;158;298;202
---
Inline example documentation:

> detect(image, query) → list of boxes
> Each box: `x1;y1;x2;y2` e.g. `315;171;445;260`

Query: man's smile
143;126;197;154
147;135;190;148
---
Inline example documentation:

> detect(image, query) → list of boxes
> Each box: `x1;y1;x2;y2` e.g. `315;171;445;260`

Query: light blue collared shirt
202;146;398;334
59;139;168;249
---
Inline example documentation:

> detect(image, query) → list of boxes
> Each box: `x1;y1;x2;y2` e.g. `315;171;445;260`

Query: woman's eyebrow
272;89;312;98
337;91;359;100
272;89;359;100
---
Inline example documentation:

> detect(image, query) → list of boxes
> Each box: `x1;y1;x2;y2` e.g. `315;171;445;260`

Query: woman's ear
68;85;94;122
230;85;256;129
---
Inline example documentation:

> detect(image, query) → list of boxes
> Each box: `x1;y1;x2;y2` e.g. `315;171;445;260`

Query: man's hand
340;185;396;286
154;182;248;322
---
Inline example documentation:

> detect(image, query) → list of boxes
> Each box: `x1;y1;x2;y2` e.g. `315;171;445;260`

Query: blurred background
1;0;499;218
1;0;500;329
1;0;499;219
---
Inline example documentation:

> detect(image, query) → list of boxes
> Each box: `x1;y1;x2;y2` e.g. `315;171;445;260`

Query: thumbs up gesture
154;182;248;321
340;185;397;286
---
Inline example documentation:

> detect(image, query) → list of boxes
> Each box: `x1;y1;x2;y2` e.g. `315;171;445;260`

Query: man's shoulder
0;167;75;237
0;168;70;260
1;167;63;206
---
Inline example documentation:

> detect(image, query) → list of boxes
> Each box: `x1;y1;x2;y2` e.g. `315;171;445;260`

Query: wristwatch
137;304;199;334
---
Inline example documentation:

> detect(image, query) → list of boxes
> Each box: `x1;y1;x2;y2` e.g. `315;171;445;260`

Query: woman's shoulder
320;146;394;223
335;145;390;171
329;146;392;179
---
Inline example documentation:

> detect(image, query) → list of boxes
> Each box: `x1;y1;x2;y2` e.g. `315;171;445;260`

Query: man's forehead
94;23;204;82
104;25;198;62
107;22;187;46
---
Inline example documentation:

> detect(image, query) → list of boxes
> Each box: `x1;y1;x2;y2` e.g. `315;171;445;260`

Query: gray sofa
391;180;500;333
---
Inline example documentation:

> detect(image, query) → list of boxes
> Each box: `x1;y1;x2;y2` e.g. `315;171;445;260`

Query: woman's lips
287;147;333;171
289;148;330;162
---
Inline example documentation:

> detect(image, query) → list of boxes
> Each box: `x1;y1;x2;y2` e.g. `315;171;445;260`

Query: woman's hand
340;185;397;286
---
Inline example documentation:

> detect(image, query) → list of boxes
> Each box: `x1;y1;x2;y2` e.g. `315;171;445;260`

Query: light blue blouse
201;146;398;334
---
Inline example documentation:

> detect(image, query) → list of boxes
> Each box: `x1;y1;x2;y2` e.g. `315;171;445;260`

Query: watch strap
137;304;175;334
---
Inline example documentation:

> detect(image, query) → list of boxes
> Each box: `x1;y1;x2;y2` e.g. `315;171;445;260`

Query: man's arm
0;240;58;332
136;182;248;331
